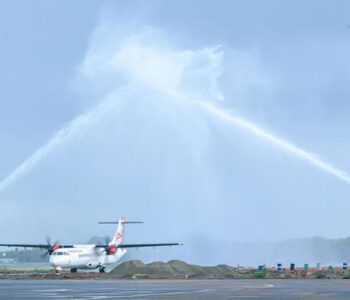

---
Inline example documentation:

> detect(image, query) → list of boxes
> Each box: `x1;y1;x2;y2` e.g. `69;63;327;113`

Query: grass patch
252;270;267;278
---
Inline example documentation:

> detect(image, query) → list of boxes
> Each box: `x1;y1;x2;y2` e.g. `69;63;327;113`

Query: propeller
106;245;117;255
41;237;60;258
93;236;111;255
100;236;117;255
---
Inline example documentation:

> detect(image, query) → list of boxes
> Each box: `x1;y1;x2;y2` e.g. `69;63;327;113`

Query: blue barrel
277;263;282;271
343;263;348;270
290;263;295;271
258;265;265;271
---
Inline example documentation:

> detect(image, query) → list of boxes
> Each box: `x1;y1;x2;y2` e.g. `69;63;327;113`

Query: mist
0;1;350;266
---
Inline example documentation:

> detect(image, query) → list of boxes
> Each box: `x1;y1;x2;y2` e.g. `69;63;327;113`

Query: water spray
168;90;350;185
1;29;350;195
0;91;128;194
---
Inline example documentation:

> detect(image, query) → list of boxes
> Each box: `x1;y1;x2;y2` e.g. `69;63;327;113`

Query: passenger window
58;252;62;255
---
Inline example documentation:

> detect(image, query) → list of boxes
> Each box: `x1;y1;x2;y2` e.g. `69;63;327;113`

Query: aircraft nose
49;254;60;266
49;254;57;264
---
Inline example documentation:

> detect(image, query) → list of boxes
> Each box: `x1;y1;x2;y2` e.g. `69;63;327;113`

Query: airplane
0;217;182;273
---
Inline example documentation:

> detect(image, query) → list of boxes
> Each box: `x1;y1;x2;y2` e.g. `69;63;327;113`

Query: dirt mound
110;260;240;278
111;260;145;274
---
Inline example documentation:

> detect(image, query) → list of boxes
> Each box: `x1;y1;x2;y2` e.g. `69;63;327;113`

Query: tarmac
1;279;350;299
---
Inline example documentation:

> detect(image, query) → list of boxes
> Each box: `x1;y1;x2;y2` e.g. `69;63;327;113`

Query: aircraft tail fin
111;217;125;245
100;217;143;245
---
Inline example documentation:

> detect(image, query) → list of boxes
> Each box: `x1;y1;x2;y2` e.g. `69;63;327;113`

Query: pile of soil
110;260;240;278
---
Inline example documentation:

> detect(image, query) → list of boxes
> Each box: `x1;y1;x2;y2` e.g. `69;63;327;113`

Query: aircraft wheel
70;268;78;273
99;267;106;273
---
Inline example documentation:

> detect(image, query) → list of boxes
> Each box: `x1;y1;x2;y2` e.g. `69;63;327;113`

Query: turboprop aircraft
0;217;182;273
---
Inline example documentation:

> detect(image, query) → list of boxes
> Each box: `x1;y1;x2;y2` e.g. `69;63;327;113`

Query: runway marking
84;289;211;299
80;282;276;299
32;289;68;292
229;297;267;298
229;284;274;290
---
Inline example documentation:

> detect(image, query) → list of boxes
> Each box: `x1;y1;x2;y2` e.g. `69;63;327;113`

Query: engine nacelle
49;244;60;255
52;245;60;251
107;245;117;255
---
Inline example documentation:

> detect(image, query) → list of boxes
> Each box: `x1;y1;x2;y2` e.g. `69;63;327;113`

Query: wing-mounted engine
49;244;60;255
106;245;117;255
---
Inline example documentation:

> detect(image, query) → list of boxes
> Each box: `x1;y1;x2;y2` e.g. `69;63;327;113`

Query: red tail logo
115;232;123;244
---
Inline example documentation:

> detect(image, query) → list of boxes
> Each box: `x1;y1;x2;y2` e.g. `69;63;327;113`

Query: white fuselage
49;245;126;270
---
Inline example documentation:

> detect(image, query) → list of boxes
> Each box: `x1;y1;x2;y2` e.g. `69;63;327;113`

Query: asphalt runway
1;279;350;299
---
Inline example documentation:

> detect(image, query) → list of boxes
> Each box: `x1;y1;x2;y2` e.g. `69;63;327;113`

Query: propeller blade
44;237;59;255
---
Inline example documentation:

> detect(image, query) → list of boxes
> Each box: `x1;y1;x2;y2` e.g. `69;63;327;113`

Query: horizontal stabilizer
95;242;183;248
98;221;144;224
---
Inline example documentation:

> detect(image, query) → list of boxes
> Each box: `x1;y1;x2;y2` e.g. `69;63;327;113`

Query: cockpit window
53;251;69;256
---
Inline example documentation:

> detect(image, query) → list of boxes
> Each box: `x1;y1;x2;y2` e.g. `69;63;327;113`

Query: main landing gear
99;266;106;273
70;268;78;273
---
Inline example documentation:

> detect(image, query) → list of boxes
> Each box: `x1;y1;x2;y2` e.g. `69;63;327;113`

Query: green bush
252;270;267;278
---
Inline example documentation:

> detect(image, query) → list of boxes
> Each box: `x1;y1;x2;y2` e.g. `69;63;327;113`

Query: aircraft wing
119;243;182;248
0;244;74;249
95;243;182;248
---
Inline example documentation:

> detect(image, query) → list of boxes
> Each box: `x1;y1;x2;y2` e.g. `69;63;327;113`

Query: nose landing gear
99;266;106;273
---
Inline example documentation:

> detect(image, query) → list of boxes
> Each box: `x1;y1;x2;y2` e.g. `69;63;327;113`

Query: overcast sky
0;0;350;265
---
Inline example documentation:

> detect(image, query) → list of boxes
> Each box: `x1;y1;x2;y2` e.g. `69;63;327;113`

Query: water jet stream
174;91;350;184
0;92;126;194
0;87;349;195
